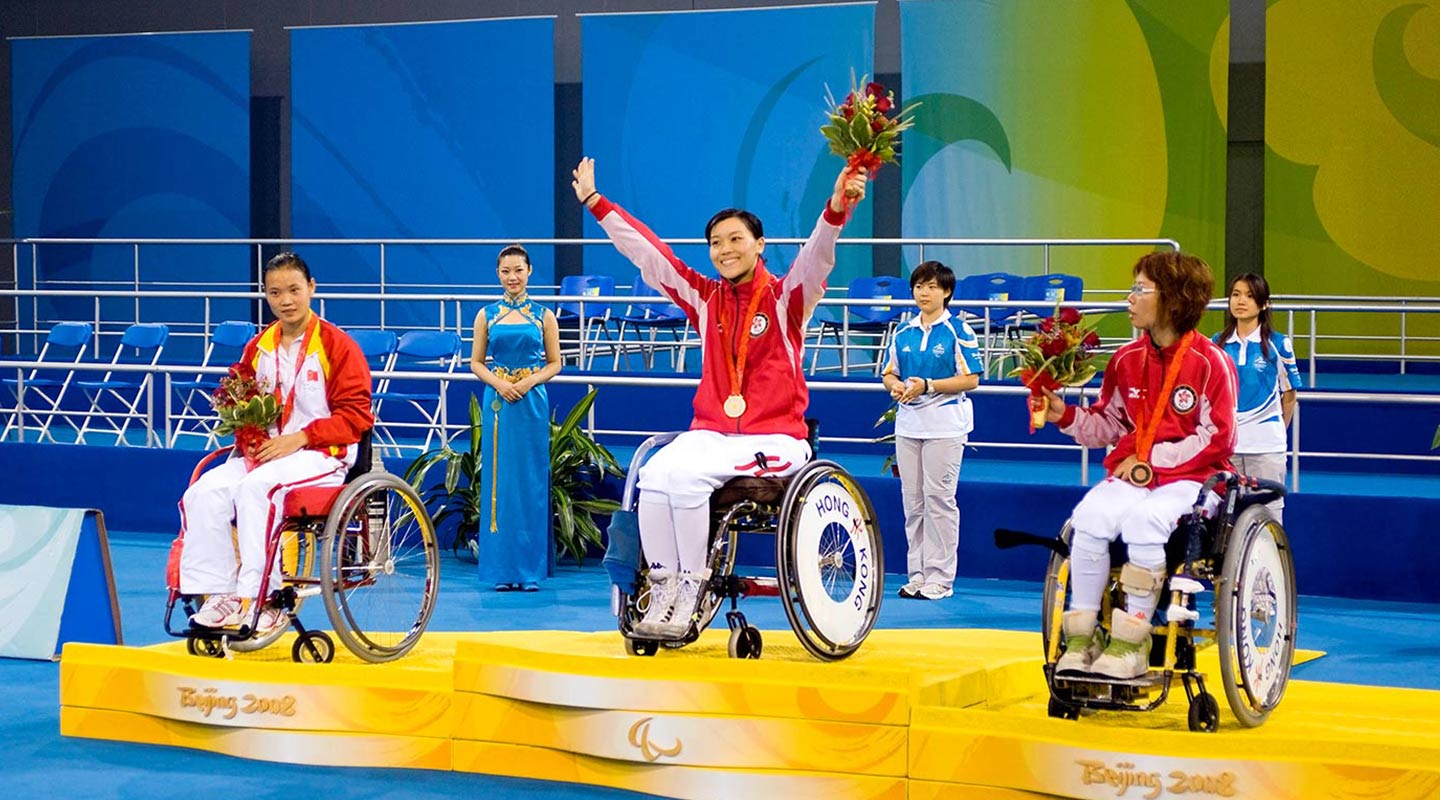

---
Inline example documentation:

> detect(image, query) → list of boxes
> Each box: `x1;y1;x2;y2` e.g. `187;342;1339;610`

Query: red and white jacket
591;198;849;440
235;315;374;465
1059;332;1237;487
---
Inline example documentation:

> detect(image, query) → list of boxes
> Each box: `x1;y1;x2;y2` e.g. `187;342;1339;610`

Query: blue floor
7;529;1440;800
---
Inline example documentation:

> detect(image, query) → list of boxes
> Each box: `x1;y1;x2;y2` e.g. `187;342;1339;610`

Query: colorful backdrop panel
10;31;253;338
1266;0;1440;357
291;18;555;328
581;4;876;287
898;0;1229;291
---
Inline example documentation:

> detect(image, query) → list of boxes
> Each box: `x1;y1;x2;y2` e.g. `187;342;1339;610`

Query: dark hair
1219;273;1275;360
264;251;311;282
704;208;764;241
1133;251;1213;334
909;260;956;304
497;243;531;267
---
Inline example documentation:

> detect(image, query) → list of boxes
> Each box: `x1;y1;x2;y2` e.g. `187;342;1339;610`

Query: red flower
865;82;893;114
1040;317;1056;333
1083;331;1101;347
1040;336;1068;358
1058;307;1082;325
871;116;885;133
841;98;856;120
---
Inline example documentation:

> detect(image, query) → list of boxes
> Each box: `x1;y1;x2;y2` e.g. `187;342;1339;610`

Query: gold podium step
58;629;1440;800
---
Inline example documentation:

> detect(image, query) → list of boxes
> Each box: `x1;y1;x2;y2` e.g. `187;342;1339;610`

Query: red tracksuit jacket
591;197;849;440
1059;331;1237;487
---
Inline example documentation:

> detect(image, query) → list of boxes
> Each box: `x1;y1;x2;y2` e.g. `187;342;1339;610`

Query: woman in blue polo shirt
1214;273;1301;521
880;261;983;600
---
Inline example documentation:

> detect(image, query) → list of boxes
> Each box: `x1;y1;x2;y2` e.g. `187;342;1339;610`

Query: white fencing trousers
1067;477;1219;614
1233;452;1287;523
895;435;966;589
178;450;346;598
636;429;811;573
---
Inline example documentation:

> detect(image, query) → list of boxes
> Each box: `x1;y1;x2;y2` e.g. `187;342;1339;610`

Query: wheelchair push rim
1216;505;1297;728
776;460;884;661
319;472;440;663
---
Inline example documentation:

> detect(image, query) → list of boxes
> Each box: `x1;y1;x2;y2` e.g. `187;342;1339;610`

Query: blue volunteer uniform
1215;328;1302;454
888;311;985;438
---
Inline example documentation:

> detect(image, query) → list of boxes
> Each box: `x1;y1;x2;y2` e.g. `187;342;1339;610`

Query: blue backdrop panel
291;17;556;324
581;4;875;286
10;32;253;346
0;505;120;659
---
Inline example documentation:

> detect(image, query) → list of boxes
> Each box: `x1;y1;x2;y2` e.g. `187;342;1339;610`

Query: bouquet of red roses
210;368;280;470
821;73;919;208
997;306;1107;433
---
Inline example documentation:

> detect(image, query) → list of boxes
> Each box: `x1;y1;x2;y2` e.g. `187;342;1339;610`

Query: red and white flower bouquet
210;368;280;470
821;73;919;207
998;306;1107;433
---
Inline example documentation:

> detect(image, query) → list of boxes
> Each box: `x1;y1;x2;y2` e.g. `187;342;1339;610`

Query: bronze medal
1129;461;1153;486
723;394;747;419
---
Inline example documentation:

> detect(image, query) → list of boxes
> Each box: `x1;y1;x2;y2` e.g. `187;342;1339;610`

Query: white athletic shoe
632;570;677;637
1054;609;1104;675
190;594;243;628
917;583;953;600
1090;609;1154;680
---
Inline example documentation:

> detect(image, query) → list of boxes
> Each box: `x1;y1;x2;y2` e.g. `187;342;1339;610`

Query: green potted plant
404;388;624;565
403;394;485;560
550;388;624;565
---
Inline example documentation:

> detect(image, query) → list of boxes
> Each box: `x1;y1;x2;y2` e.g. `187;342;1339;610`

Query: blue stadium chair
612;275;692;371
371;329;462;454
1006;273;1088;346
555;275;617;369
75;323;170;446
0;321;94;443
954;272;1025;371
169;320;256;447
809;276;910;375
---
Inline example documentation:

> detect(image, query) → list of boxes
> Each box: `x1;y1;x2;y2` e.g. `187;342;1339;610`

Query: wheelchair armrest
619;431;684;510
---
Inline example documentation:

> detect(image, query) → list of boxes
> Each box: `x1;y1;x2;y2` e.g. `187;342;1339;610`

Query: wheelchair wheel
186;635;225;659
319;472;440;663
292;630;335;664
1215;505;1297;728
776;460;884;661
231;526;318;653
1188;692;1221;733
1040;523;1075;664
624;637;659;657
728;626;763;660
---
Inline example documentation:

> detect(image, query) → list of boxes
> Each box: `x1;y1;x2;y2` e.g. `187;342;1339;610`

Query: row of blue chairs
1;321;466;454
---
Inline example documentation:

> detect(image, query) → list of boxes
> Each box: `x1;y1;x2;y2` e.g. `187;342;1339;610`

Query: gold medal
723;394;747;419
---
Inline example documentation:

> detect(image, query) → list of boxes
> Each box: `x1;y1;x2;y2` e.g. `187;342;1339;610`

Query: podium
0;505;122;660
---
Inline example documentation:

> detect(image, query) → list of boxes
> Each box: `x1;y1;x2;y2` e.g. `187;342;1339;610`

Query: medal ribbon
274;313;319;431
1134;330;1195;463
716;270;771;403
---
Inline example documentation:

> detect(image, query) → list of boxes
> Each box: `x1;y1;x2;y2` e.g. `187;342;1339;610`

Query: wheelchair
1005;471;1297;732
163;431;441;663
606;424;885;661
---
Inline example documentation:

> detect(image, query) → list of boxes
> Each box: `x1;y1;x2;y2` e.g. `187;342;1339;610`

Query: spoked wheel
776;461;884;661
319;473;439;663
1216;505;1297;728
186;636;225;659
1040;523;1075;665
1188;692;1221;733
292;630;335;664
231;525;318;653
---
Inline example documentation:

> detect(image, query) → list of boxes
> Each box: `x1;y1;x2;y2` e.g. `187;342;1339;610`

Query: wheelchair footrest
1056;671;1170;690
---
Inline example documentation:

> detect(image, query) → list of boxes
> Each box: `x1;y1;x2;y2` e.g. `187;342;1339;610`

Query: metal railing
3;360;1437;489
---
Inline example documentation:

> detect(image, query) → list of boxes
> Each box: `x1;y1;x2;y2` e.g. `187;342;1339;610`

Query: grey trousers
896;435;967;589
1234;451;1287;523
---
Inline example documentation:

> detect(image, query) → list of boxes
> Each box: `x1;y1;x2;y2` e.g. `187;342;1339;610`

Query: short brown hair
1133;251;1213;334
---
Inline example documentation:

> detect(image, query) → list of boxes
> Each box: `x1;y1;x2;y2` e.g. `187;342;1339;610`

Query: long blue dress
477;298;550;588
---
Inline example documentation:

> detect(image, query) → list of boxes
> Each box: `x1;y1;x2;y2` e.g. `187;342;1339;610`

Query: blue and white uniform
1216;328;1302;455
1215;327;1301;521
885;310;983;596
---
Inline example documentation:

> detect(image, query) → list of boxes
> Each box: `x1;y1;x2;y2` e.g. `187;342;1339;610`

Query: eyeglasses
1128;284;1157;297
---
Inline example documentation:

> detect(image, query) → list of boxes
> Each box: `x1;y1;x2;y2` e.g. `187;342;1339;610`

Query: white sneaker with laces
190;594;243;628
898;581;923;599
633;570;677;637
917;583;953;600
655;571;708;639
254;604;288;637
